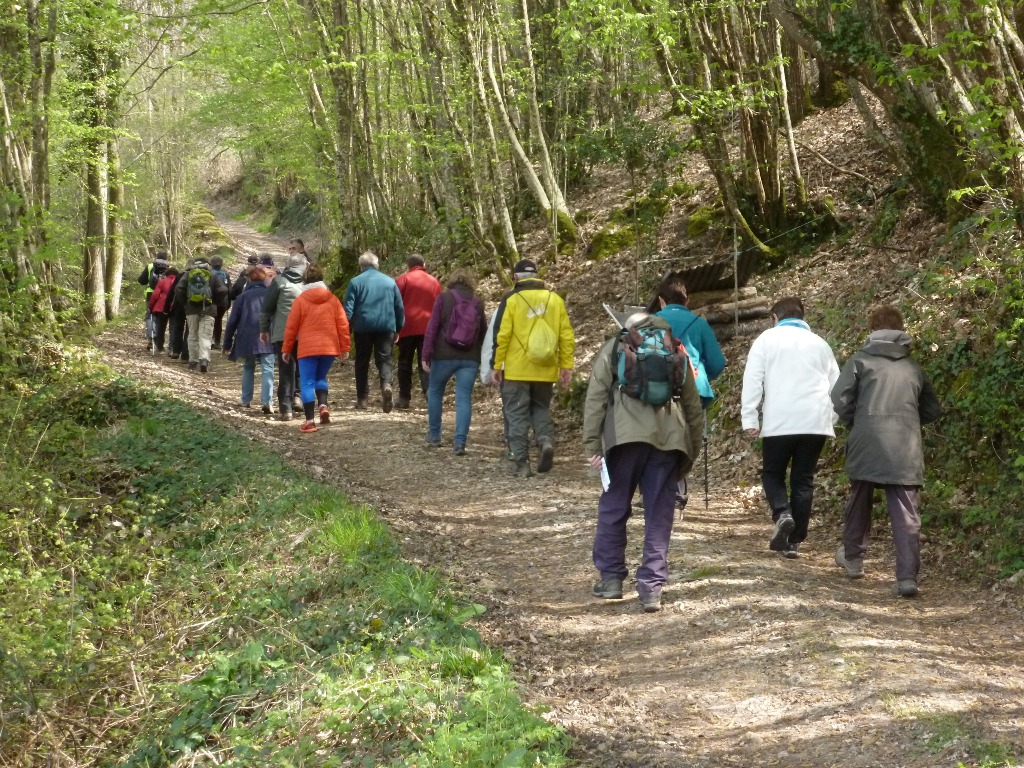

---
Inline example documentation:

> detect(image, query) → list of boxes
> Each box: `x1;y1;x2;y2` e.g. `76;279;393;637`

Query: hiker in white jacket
741;296;840;558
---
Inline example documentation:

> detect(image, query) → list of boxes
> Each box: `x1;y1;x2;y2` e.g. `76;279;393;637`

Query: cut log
702;306;772;325
710;319;772;341
687;286;757;310
695;296;771;317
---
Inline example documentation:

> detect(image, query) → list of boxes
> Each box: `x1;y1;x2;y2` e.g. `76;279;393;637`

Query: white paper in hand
600;458;610;492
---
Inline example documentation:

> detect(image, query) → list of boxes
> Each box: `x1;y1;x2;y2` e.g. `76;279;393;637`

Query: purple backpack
443;290;481;349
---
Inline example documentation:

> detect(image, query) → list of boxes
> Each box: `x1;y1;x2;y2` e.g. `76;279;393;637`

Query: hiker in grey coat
260;251;308;420
831;305;941;598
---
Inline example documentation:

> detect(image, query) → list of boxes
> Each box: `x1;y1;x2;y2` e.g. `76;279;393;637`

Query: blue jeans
298;355;335;404
242;353;276;406
427;358;478;447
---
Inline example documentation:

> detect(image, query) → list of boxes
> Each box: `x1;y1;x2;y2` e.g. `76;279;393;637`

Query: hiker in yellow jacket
491;259;575;477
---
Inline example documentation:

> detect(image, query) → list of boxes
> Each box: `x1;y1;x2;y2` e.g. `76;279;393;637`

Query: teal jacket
343;267;405;334
656;304;726;405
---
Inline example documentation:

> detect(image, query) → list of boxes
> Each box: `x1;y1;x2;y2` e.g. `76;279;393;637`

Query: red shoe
319;404;330;424
299;420;318;433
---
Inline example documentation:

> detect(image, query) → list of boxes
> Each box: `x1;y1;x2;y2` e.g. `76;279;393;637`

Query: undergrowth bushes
0;357;568;766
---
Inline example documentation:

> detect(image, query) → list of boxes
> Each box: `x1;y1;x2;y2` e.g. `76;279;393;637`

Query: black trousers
213;303;229;345
273;341;301;411
168;312;188;360
761;434;826;544
353;331;394;399
153;314;169;352
396;335;428;400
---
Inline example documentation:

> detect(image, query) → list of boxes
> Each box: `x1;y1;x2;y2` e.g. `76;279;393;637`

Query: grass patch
0;354;569;767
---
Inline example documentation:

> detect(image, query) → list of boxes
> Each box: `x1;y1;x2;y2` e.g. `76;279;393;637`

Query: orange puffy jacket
282;282;351;359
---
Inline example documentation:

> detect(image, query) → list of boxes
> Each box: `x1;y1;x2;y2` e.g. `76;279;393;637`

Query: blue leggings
298;355;335;404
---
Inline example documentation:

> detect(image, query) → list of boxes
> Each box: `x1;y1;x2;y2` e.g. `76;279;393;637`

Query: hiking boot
894;579;919;598
506;459;533;478
319;404;331;425
769;514;795;552
239;401;252;409
396;396;411;410
188;361;198;371
835;545;864;579
537;438;555;473
299;420;318;434
169;352;179;359
425;435;441;448
211;342;221;351
146;340;153;352
782;543;800;559
453;444;466;456
279;410;293;422
640;593;663;613
381;383;394;413
355;398;368;410
592;578;624;599
200;361;209;374
262;404;273;415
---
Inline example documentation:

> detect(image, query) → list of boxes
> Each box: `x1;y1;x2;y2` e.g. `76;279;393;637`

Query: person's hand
588;455;603;470
422;361;430;373
282;352;291;364
493;370;503;385
559;368;572;388
260;332;270;344
746;428;760;439
340;351;349;362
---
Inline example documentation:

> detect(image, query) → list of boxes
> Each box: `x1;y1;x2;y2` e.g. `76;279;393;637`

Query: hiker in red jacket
394;254;441;409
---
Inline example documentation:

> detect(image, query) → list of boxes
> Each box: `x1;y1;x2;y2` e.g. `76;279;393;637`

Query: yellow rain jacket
492;278;575;382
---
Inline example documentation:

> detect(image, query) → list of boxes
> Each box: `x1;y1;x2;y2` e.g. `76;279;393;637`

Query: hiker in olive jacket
583;312;704;612
173;258;229;372
831;305;941;598
260;252;308;420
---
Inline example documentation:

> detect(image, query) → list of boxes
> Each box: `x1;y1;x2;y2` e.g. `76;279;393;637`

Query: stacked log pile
689;286;771;341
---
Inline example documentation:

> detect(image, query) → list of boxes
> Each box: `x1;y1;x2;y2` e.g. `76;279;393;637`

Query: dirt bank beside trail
100;221;1024;768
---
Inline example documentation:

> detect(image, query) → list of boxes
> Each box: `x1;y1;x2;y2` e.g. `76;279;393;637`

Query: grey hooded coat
830;330;941;486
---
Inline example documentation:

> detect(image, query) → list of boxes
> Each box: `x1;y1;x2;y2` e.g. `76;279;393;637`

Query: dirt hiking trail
98;219;1024;768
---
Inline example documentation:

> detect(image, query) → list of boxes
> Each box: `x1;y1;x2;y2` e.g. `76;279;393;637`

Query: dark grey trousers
761;434;826;545
354;331;394;399
842;480;921;581
593;443;682;598
501;379;554;463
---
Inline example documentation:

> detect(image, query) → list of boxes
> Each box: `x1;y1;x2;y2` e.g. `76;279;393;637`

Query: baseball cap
513;259;538;277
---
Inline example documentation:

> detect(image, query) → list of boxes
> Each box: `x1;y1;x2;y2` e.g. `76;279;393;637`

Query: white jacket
741;320;840;437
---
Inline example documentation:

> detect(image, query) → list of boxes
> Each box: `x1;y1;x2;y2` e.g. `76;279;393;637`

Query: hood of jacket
300;281;332;302
604;313;672;339
280;265;306;284
862;329;912;360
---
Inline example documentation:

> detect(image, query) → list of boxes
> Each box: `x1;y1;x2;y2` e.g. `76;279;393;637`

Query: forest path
97;221;1024;768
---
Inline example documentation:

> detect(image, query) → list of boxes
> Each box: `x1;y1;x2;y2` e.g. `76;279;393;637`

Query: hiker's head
286;251;308;269
165;267;179;277
869;304;904;332
407;253;425;269
447;269;476;291
247;254;260;266
209;255;223;268
771;296;804;322
358;251;379;271
304;263;325;284
513;259;538;281
288;238;305;254
258;253;275;269
656;271;688;308
154;249;169;262
247;265;270;282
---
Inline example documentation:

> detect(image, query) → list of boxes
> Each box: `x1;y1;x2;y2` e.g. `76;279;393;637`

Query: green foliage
687;205;719;237
0;355;570;766
870;187;910;245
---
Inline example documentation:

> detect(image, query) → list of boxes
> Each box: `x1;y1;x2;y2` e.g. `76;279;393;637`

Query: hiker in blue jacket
650;271;726;507
343;251;405;412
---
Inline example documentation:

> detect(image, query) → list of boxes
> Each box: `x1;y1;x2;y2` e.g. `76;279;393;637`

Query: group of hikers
138;247;940;611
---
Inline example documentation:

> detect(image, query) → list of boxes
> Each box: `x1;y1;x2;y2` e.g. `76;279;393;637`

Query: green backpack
187;267;213;304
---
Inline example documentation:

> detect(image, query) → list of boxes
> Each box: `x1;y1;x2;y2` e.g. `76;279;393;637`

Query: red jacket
282;282;351;359
148;274;176;314
395;266;441;338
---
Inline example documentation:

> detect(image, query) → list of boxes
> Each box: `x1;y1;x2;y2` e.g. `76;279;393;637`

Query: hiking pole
703;407;710;509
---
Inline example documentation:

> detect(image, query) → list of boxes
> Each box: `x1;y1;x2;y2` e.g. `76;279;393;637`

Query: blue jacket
343;267;405;334
656;304;726;404
224;281;274;360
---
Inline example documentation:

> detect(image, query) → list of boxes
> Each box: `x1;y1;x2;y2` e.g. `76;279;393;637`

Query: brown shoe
381;383;393;413
355;398;368;410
